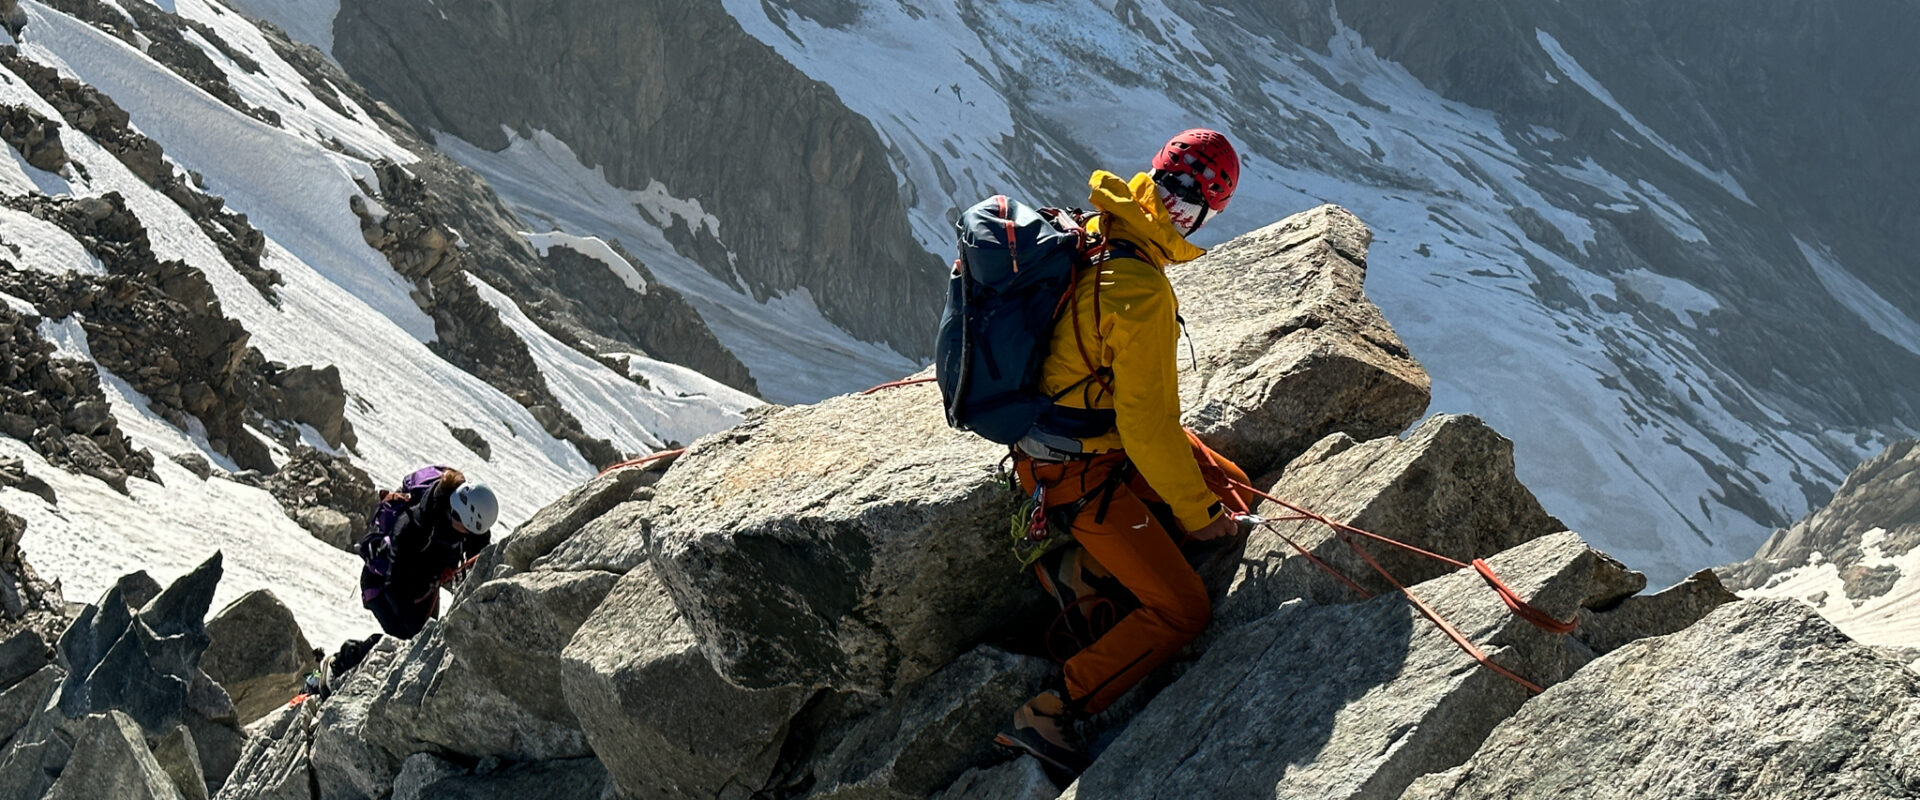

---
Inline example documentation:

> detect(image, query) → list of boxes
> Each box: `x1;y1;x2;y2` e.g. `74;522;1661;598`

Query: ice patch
35;314;92;361
1550;158;1706;243
1617;269;1719;325
0;291;37;317
633;180;723;241
1633;179;1708;243
1797;236;1920;357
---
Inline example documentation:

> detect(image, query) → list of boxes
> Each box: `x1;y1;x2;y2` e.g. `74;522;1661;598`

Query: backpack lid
956;195;1083;289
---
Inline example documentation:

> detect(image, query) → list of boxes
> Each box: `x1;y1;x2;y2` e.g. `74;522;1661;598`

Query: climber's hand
1189;513;1240;542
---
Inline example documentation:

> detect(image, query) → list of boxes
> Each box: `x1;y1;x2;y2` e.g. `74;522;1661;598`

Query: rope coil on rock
1227;478;1575;694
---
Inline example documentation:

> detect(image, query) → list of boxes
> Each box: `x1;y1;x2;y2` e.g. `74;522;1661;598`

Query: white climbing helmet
449;483;499;534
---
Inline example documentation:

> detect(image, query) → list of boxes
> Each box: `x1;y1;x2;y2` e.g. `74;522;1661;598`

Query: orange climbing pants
1014;432;1250;714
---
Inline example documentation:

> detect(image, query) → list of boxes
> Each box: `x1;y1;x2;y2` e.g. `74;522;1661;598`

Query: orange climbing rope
597;448;686;477
1226;478;1575;694
860;377;937;395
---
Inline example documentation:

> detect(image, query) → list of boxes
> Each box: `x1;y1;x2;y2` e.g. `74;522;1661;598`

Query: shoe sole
993;732;1089;775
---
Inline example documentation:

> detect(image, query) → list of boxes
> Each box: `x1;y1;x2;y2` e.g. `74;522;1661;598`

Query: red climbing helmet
1151;129;1239;211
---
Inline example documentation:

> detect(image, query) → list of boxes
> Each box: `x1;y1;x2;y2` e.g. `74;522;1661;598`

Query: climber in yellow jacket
996;129;1251;774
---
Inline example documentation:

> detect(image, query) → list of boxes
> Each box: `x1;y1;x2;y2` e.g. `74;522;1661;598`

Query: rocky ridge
1719;438;1920;669
348;158;623;468
252;19;757;397
0;187;336;473
258;447;379;553
333;0;942;360
0;553;246;800
0;292;154;492
0;42;355;480
0;206;1888;800
1722;439;1920;598
0;0;755;557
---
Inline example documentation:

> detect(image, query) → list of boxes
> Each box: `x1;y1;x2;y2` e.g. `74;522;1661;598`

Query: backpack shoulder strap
1062;213;1152;401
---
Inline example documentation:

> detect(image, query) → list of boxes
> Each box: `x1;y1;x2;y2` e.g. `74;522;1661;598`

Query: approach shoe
993;689;1092;776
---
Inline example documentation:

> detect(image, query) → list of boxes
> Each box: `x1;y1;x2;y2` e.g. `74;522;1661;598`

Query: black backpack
934;195;1135;446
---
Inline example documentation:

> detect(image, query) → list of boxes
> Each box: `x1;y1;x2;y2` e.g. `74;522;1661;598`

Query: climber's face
1156;175;1220;237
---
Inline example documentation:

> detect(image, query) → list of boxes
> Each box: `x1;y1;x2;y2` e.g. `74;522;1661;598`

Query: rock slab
202;590;317;725
648;391;1032;694
43;711;184;800
1172;205;1431;476
561;564;808;799
1065;532;1613;800
1403;598;1920;800
1224;414;1567;626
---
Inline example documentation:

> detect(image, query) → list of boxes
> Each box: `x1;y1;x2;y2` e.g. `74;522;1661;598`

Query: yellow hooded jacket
1037;170;1222;532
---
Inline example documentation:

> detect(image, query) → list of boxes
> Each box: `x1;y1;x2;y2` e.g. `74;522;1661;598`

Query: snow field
218;0;339;60
468;274;756;452
436;128;919;404
164;0;413;164
524;231;649;295
1742;528;1920;672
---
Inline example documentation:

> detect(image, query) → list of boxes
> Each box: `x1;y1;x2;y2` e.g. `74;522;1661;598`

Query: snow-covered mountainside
296;0;1920;583
0;0;758;647
325;0;936;404
1722;439;1920;670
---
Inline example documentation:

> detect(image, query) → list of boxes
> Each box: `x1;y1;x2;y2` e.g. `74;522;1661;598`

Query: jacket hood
1087;170;1208;268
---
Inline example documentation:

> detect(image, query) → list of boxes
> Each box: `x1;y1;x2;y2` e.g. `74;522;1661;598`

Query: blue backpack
935;196;1136;447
